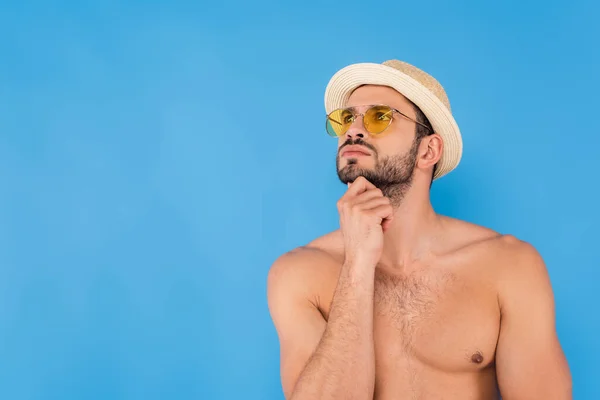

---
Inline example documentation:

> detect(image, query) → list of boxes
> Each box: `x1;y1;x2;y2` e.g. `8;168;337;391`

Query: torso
303;217;506;399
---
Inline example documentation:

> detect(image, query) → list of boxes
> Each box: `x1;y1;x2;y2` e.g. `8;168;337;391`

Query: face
335;85;424;200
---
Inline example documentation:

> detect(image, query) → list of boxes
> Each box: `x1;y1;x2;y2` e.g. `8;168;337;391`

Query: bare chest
372;267;500;373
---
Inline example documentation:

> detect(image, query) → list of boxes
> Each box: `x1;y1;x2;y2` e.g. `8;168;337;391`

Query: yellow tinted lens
326;108;354;137
364;106;393;134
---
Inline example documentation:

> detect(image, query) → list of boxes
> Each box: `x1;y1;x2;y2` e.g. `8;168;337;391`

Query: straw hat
324;59;462;180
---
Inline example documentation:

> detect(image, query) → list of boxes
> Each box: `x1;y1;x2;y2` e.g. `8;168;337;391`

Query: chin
337;164;374;184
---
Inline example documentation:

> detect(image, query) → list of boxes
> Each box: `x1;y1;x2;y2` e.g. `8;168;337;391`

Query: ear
418;134;443;169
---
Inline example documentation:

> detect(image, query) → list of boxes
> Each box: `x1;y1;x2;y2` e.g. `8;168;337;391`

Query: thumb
382;217;392;233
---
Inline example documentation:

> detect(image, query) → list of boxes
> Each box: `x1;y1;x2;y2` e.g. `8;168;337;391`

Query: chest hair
373;267;457;349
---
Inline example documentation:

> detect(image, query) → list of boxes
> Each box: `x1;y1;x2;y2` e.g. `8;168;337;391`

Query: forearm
290;261;376;400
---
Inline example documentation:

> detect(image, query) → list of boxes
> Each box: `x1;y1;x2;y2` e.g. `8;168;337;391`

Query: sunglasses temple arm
416;121;432;131
328;116;343;125
396;110;432;132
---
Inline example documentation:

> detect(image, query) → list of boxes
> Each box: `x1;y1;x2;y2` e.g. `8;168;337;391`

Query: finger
354;195;390;211
350;188;384;205
345;176;377;197
381;217;392;233
368;204;394;222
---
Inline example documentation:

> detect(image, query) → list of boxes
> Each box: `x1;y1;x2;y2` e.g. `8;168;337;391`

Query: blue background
1;0;598;399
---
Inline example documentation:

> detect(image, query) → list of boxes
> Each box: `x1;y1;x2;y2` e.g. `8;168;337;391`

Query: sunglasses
325;104;431;138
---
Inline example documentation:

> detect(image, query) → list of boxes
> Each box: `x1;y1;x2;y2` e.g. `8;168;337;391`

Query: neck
379;183;442;270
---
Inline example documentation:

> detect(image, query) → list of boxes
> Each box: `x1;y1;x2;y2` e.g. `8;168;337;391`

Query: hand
336;176;394;267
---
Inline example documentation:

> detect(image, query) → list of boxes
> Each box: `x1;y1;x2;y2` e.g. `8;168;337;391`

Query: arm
495;239;572;399
267;248;376;400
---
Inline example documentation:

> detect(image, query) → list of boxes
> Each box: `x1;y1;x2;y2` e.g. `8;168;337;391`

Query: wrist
343;254;378;273
340;257;376;292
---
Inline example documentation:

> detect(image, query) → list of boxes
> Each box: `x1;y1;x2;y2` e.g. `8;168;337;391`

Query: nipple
471;351;484;364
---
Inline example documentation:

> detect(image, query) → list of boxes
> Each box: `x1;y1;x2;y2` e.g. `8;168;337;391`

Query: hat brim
324;63;462;180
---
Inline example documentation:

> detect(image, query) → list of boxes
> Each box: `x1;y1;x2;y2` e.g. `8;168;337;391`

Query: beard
336;137;419;207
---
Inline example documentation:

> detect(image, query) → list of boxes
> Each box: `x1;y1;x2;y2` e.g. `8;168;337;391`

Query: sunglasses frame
325;104;432;138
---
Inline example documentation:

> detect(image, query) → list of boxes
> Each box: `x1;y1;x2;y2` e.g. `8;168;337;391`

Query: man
267;60;572;399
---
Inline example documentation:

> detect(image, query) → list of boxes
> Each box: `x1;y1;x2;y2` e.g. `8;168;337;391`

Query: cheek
378;134;412;154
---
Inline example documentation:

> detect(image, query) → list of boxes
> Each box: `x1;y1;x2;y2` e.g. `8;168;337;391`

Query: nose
345;116;366;140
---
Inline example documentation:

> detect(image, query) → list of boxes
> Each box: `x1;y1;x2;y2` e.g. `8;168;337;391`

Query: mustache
338;138;377;155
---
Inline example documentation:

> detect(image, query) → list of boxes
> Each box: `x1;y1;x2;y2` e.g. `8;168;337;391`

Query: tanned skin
267;85;572;400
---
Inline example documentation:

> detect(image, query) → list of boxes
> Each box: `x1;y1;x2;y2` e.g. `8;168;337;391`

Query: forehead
346;85;412;111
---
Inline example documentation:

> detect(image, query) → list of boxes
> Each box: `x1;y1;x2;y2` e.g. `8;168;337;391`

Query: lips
341;145;371;157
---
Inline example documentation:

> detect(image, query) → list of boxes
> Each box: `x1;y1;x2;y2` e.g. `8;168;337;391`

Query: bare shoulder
489;235;552;299
267;230;344;303
440;216;541;262
438;216;504;256
459;225;546;274
268;230;343;276
489;234;544;263
442;216;552;295
437;217;549;281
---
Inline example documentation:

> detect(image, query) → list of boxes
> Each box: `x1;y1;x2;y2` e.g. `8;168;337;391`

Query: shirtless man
266;60;572;399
